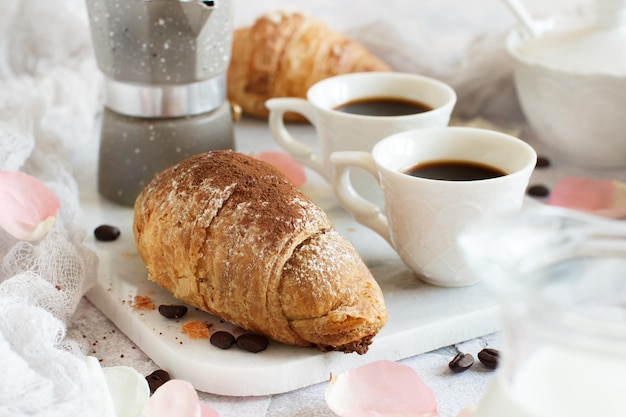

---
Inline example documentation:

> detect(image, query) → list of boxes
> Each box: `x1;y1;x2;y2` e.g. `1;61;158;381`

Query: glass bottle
460;207;626;417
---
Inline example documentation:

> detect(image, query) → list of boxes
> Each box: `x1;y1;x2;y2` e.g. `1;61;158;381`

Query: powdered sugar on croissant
227;10;392;119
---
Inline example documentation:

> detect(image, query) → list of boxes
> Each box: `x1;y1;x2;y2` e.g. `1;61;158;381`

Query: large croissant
227;11;392;119
133;150;387;354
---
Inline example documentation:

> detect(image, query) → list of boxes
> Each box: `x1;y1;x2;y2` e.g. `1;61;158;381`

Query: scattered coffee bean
535;156;551;168
236;333;269;353
210;331;236;349
449;352;474;373
478;348;500;369
526;184;550;198
145;369;170;394
158;304;188;319
94;225;121;241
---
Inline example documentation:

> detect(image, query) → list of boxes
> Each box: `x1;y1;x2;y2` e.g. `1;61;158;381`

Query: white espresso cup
266;72;456;198
331;127;537;287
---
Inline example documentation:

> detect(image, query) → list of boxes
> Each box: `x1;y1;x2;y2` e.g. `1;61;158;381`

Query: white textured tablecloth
1;0;597;416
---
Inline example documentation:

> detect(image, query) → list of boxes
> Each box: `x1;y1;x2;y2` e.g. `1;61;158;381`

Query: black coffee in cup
334;97;433;116
404;160;506;181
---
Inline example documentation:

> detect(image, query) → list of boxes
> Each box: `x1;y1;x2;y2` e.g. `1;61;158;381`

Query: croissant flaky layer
227;10;392;119
133;150;387;354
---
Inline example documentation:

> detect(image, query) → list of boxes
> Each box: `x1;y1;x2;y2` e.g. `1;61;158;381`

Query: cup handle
331;151;392;246
266;98;327;179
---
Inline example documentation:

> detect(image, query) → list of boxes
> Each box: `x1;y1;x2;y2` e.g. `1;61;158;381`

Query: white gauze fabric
0;0;104;416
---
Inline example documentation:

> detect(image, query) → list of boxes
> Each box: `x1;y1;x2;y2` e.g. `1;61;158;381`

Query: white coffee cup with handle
331;126;537;287
266;72;456;199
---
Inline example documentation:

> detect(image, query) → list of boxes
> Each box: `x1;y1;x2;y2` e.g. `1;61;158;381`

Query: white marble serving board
81;118;500;396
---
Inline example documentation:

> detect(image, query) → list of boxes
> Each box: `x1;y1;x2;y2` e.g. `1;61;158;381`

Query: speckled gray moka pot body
86;0;235;206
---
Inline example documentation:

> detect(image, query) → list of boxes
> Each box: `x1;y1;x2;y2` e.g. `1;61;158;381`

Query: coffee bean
94;225;121;241
146;369;170;394
236;333;269;353
526;184;550;198
536;156;551;168
478;348;500;369
449;352;474;373
158;304;188;319
210;331;236;349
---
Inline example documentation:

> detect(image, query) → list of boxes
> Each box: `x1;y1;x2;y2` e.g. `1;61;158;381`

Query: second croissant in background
227;10;392;120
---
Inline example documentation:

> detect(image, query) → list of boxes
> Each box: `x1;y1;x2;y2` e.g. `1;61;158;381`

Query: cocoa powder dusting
156;150;321;237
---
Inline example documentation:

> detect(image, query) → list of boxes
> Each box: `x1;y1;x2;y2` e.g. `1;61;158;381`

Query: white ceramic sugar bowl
507;0;626;168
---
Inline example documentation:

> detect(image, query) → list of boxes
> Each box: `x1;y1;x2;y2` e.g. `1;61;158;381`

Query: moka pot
85;0;235;206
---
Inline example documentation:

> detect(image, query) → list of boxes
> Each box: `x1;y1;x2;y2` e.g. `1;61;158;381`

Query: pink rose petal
254;151;306;187
142;379;220;417
549;176;615;210
0;171;60;241
325;360;439;417
548;176;626;219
